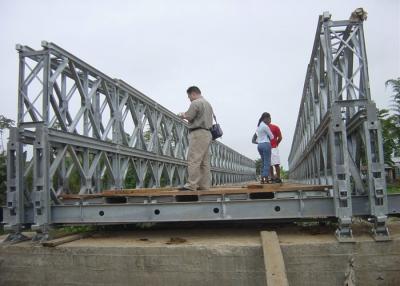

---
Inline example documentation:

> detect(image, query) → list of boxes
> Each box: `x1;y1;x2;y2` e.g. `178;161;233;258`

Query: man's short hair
187;86;201;95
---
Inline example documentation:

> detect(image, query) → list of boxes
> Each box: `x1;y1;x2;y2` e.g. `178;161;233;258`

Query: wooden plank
60;194;103;199
42;233;91;247
100;184;330;196
247;183;332;191
260;231;289;286
59;183;331;199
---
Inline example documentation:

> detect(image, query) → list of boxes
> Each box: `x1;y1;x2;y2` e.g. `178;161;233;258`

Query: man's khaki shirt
185;97;213;130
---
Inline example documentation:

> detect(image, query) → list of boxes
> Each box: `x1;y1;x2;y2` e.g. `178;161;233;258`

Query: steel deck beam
3;193;400;225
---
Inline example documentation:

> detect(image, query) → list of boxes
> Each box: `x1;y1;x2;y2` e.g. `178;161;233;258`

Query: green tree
386;78;400;119
0;115;14;212
125;162;137;188
255;158;262;176
255;158;289;180
0;115;15;152
0;153;6;207
280;166;289;180
379;109;399;166
386;78;400;141
384;78;400;160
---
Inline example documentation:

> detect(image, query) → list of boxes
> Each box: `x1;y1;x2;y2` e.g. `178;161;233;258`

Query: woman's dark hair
257;112;270;126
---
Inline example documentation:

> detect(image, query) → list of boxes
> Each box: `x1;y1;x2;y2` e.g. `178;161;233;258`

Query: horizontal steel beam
3;194;400;226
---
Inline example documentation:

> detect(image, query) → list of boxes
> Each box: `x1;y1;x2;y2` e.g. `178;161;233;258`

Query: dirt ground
2;218;399;247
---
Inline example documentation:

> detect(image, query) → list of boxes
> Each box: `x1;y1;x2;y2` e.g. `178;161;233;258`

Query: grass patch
387;180;400;193
388;184;400;194
49;225;96;238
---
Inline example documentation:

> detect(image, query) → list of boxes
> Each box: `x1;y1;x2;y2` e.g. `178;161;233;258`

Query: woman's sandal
260;177;267;184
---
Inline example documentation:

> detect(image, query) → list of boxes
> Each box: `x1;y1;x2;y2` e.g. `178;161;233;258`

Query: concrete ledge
281;240;400;286
0;244;266;286
1;223;400;286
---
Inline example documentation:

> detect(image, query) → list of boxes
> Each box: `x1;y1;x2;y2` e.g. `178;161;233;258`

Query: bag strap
213;113;218;123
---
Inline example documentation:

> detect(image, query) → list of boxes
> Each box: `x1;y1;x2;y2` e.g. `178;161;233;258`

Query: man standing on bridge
178;86;214;191
266;114;283;183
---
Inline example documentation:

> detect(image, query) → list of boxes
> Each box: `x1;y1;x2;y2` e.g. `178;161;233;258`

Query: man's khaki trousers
184;129;212;191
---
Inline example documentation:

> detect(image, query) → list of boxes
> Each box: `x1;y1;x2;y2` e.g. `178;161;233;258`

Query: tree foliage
0;115;15;153
386;78;400;118
0;153;6;206
255;158;288;179
0;115;15;130
0;115;14;208
381;78;400;166
255;158;262;175
379;109;399;166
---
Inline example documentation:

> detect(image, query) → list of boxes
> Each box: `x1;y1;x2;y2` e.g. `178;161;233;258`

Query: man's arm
276;127;282;145
179;101;198;122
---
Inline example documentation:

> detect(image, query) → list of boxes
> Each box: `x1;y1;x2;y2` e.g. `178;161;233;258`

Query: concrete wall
0;244;266;286
282;240;400;286
1;239;400;285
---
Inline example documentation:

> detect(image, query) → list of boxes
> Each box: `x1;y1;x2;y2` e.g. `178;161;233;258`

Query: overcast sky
0;0;399;168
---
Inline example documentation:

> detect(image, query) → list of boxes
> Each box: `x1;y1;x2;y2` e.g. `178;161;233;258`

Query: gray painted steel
4;40;255;234
2;11;399;243
288;12;390;240
3;193;400;225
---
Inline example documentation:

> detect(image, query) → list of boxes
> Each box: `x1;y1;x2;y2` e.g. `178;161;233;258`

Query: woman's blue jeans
258;142;271;177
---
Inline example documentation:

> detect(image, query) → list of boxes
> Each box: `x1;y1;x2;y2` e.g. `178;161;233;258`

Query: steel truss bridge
2;11;400;242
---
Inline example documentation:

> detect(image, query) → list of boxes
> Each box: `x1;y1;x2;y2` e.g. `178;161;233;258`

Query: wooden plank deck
261;231;289;286
59;183;332;200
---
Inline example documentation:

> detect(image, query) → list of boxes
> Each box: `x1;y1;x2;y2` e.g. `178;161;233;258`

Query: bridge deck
3;183;399;228
59;183;332;200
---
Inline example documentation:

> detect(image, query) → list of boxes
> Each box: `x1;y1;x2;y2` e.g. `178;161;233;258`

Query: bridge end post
2;128;30;243
335;217;354;243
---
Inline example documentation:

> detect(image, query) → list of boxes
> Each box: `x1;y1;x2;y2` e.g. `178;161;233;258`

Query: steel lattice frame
288;12;389;240
5;41;256;233
3;12;397;243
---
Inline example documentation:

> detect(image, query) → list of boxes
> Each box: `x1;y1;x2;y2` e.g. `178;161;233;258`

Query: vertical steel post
4;128;25;234
112;85;122;189
32;126;51;234
31;51;51;235
364;103;389;240
323;14;353;240
59;73;68;194
93;89;101;193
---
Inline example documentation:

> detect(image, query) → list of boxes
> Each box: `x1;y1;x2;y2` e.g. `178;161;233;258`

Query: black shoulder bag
210;114;223;140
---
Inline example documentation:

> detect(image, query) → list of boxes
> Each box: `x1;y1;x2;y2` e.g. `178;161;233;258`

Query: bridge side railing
287;12;388;240
5;41;256;232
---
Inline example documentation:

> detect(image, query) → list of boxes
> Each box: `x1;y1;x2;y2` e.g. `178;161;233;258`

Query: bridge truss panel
4;41;256;233
288;13;389;240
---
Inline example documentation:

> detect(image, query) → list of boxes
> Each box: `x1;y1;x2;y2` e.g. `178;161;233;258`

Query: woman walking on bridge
256;112;274;184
